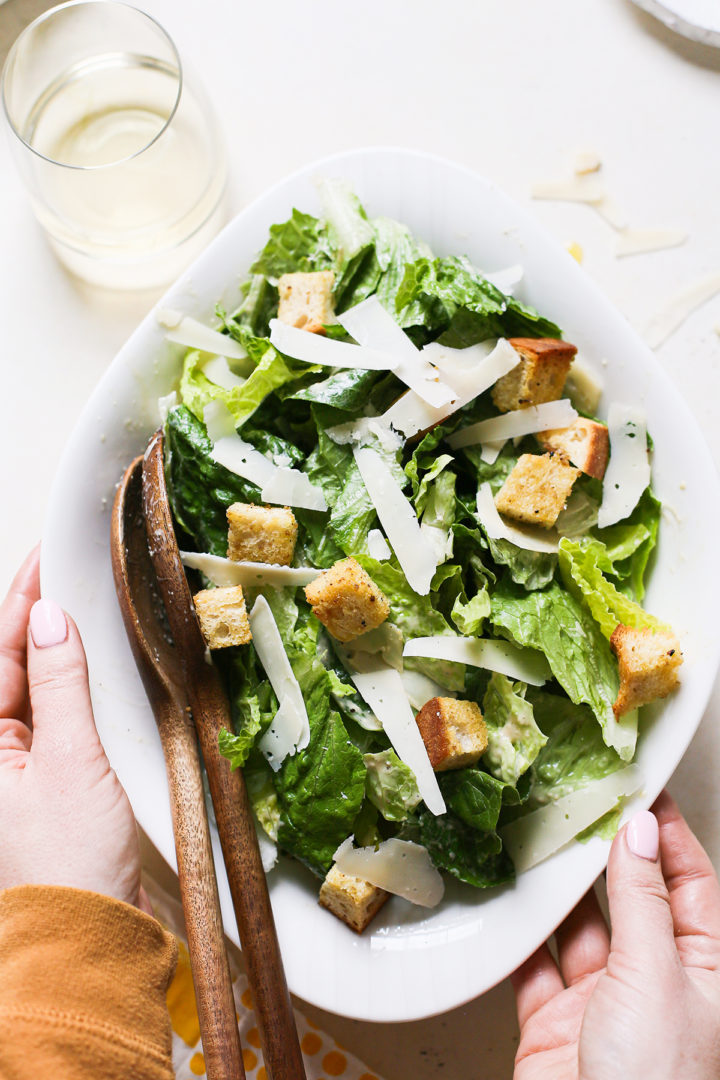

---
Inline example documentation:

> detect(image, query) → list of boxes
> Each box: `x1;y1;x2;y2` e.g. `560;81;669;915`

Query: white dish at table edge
42;147;720;1023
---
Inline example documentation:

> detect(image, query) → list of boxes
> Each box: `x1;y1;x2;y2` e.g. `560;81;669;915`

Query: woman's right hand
513;791;720;1080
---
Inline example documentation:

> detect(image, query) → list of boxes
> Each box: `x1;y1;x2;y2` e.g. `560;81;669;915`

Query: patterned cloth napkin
143;874;384;1080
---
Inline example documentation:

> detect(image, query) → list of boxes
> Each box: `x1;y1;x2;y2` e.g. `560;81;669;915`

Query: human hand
512;790;720;1079
0;548;148;910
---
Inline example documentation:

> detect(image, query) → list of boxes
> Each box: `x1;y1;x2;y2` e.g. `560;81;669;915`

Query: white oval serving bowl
42;147;720;1022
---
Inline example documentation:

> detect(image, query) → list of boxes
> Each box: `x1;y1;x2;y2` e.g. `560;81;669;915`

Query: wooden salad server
142;430;306;1080
111;457;245;1080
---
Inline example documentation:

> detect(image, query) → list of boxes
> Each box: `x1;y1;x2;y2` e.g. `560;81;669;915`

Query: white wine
21;53;227;289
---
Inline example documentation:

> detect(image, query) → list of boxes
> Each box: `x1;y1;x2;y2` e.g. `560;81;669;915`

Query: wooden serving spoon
142;430;306;1080
111;456;245;1080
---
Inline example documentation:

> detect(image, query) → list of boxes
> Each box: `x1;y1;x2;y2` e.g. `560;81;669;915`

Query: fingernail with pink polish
29;599;68;649
626;810;659;861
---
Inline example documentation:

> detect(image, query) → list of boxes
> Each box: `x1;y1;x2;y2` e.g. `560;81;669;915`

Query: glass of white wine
1;0;228;290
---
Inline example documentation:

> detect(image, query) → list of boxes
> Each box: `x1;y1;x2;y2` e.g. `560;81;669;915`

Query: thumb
606;809;678;971
27;599;104;766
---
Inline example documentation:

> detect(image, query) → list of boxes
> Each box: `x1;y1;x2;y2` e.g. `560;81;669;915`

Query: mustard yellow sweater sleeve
0;885;178;1080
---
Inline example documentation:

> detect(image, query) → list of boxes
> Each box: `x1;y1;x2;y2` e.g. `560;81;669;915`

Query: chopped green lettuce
395;254;562;342
491;578;637;761
482;673;548;785
558;537;668;640
364;749;421;821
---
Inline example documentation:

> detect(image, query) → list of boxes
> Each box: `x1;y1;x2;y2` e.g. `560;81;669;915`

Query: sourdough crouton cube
277;270;336;334
538;418;609;480
304;557;390;643
193;586;251;649
415;697;488;772
227;503;298;565
494;453;580;529
318;865;389;933
492;338;577;413
610;624;683;717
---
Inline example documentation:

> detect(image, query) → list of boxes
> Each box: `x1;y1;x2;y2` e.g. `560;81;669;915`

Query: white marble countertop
2;0;720;1074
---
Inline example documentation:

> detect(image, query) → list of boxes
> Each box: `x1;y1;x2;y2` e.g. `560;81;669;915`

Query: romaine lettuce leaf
275;649;366;876
482;673;548;785
594;487;661;601
491;578;637;761
364;749;421;821
244;757;281;841
451;588;491;635
180;335;307;429
413;808;514;889
395;254;562;342
250;208;335;279
164;405;259;556
356;556;465;690
438;767;514;830
558;537;668;640
527;689;624;804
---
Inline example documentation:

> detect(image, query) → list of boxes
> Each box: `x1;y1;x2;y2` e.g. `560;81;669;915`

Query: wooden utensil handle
189;668;306;1080
158;700;246;1080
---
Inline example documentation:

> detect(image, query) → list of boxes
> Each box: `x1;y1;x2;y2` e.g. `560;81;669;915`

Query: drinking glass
1;1;228;289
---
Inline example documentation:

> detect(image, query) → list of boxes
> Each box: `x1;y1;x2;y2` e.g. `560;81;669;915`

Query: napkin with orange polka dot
143;874;384;1080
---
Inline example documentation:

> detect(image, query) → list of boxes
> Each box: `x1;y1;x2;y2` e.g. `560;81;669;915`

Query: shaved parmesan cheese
204;401;327;512
484;264;524;294
269;318;398;371
382;338;520;439
403;636;551;686
353;447;437;595
565;359;604;414
531;177;605;204
645;271;720;349
164;315;248;362
157;391;178;424
500;765;643;873
261;468;327;511
597;404;650;528
249;596;309;770
326;416;403;453
419;522;452;565
480;441;505;465
400;670;452;710
574;150;602;175
333;836;444;907
203;399;237;442
351;666;446;815
338;296;454;408
180;551;321;588
616;228;688;258
156;307;183;329
202;355;247;391
367;528;392;561
447;399;577;450
476;482;559;554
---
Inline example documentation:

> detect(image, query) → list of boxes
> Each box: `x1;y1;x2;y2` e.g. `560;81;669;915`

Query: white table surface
2;0;720;1075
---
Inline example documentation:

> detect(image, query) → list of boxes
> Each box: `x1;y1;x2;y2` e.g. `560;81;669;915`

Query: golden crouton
494;452;580;529
227;503;298;565
610;624;683;717
277;270;336;334
538;418;609;480
492;338;577;413
304;558;390;643
193;586;252;649
318;865;389;933
415;697;488;772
